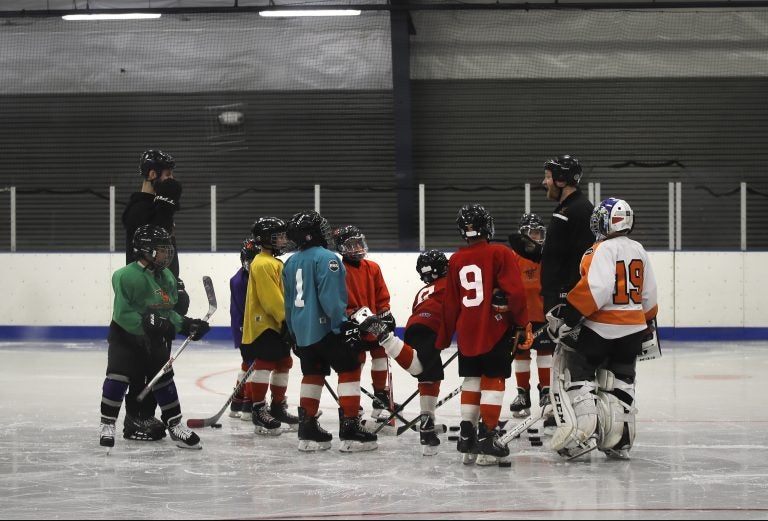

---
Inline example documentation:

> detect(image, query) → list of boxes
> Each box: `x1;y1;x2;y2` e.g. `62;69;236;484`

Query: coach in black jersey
510;155;594;315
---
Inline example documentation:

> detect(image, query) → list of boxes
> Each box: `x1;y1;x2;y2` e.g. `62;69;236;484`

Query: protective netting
0;5;767;251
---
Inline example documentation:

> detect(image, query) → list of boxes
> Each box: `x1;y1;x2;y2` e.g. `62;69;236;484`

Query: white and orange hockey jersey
566;235;658;339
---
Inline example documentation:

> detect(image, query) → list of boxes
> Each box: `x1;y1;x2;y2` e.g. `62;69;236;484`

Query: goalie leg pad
596;369;637;457
550;347;599;457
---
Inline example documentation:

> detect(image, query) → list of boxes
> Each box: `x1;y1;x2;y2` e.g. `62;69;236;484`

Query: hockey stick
371;349;459;435
499;404;552;447
186;360;256;428
138;276;218;402
396;383;462;435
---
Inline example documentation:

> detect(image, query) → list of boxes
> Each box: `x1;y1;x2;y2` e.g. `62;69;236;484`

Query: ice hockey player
228;237;260;419
356;249;450;455
332;224;396;430
439;204;529;465
241;217;299;435
99;224;210;450
282;211;377;452
545;197;658;460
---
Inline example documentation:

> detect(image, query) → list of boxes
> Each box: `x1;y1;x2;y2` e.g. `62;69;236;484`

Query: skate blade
174;441;203;450
254;426;282;436
281;423;299;433
475;454;500;466
560;439;598;460
421;444;439;456
239;413;253;422
339;440;378;453
603;448;630;460
298;440;332;452
228;411;242;418
511;409;531;418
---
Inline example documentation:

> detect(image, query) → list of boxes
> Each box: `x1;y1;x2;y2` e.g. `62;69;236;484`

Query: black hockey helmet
240;237;260;272
287;210;333;250
251;216;288;255
544;155;582;186
518;213;546;245
132;224;175;271
456;203;495;241
139;149;175;180
333;224;368;262
416;250;448;284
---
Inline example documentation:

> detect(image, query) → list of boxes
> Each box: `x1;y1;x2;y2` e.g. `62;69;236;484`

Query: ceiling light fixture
62;13;162;21
258;10;361;17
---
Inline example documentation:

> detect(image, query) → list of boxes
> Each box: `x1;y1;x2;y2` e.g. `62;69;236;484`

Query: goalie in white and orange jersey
545;197;658;461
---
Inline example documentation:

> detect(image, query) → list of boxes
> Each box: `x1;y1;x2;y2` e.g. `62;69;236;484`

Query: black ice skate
251;401;282;436
509;387;532;418
419;413;441;456
339;413;378;453
297;407;332;452
475;424;511;466
270;399;299;432
123;414;166;441
457;420;478;465
166;417;201;450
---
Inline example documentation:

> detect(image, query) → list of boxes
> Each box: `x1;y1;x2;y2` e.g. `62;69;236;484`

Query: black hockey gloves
181;316;210;341
154;178;183;208
142;312;175;341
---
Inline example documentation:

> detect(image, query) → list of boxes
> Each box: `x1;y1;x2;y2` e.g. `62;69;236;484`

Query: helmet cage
590;197;634;239
240;238;260;272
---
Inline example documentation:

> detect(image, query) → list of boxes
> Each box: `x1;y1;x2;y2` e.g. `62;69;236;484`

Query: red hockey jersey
406;277;447;334
440;241;528;356
343;258;391;315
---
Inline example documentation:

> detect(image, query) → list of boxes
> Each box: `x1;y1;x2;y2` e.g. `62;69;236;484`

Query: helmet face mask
252;217;288;256
333;225;368;262
519;213;546;245
240;237;260;271
590;197;634;240
416;249;448;284
132;224;175;272
456;204;495;241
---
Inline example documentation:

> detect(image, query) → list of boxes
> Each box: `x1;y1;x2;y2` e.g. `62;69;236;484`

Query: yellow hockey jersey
242;251;285;344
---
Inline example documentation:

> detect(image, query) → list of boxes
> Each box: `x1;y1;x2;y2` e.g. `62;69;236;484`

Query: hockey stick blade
202;275;217;321
186;362;258;428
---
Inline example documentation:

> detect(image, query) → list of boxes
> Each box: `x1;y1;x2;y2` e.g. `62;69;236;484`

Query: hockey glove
142;312;176;341
492;290;509;313
181;316;210;341
515;323;534;351
153;178;182;208
358;315;392;344
174;278;190;315
378;309;396;333
508;232;542;262
338;320;363;352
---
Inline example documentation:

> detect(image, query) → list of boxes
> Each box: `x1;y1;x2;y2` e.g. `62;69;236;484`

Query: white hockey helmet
590;197;634;239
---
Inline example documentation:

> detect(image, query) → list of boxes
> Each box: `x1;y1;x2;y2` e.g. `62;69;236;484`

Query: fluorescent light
259;10;361;17
62;13;162;21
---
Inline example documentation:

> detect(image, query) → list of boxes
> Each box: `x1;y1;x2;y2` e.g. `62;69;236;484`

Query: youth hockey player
282;211;377;452
98;224;210;450
228;237;260;419
545;197;658;460
507;214;555;418
241;217;298;435
439;204;529;465
332;225;396;427
357;249;450;455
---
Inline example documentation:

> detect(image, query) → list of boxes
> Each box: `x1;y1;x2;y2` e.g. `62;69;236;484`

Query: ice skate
509;387;531;418
252;401;282;436
419;413;441;456
270;399;299;432
167;417;201;450
297;407;332;452
339;413;378;453
100;418;116;451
